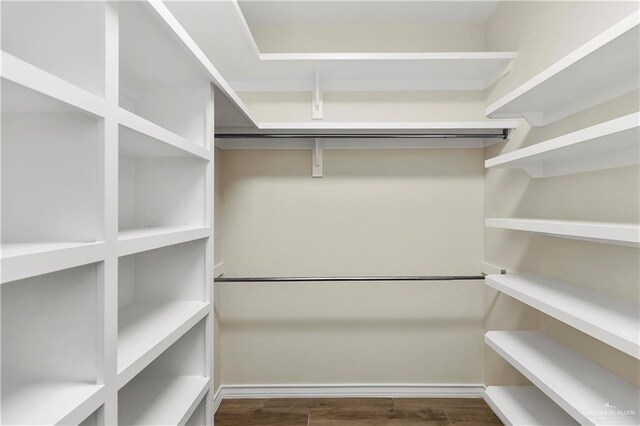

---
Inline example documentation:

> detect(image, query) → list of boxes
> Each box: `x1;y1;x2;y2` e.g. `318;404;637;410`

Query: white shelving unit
486;11;640;126
484;386;577;426
485;218;640;248
485;112;640;177
1;1;216;424
486;274;640;359
486;331;640;425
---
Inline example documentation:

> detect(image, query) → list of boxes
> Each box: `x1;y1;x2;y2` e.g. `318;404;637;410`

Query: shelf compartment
118;1;211;146
117;240;209;387
485;112;640;177
486;274;639;358
485;218;640;247
118;124;207;239
1;264;100;425
1;242;106;284
1;1;105;96
485;331;640;425
118;321;209;425
1;79;101;247
2;383;104;426
118;226;210;257
484;386;577;426
486;12;640;126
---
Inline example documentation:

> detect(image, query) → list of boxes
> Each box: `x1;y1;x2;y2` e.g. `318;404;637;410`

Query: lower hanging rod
215;275;485;283
215;131;508;140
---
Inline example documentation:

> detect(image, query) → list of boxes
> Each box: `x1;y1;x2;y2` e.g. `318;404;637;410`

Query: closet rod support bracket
312;138;323;178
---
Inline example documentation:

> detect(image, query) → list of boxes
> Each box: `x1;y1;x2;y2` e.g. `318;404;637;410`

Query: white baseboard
213;383;485;413
212;387;223;413
213;262;225;278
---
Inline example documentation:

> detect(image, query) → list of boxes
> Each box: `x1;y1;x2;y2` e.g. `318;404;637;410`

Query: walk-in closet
1;1;639;425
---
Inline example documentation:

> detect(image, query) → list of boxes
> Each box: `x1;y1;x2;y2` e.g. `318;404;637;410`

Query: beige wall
483;0;640;387
216;148;486;385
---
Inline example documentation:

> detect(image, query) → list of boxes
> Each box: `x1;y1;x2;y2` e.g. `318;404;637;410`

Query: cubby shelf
485;112;640;177
486;274;640;358
485;218;640;247
484;386;577;426
117;301;209;388
118;226;211;257
118;376;209;425
2;383;105;426
1;241;106;284
486;11;640;127
485;331;640;425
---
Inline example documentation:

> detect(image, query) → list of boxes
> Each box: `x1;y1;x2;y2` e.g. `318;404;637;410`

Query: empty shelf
485;112;640;177
1;241;105;283
484;386;577;426
486;274;639;358
117;226;210;256
485;218;640;248
119;376;209;426
486;12;639;126
117;301;210;387
2;382;104;426
485;331;640;425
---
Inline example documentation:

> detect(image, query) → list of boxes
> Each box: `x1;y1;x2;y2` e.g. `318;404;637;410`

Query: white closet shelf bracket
312;138;323;178
312;71;323;120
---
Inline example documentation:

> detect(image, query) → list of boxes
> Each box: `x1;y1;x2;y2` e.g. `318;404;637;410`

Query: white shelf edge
146;0;259;128
485;218;640;248
256;121;518;131
117;302;210;389
117;226;211;257
1;242;106;284
485;331;640;425
485;112;640;177
259;52;518;61
486;274;640;358
485;11;640;120
484;386;577;426
0;51;109;118
58;384;106;426
117;108;211;160
178;378;211;425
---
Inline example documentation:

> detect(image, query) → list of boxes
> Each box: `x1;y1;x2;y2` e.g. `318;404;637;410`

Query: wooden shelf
485;331;640;425
2;383;104;426
485;112;640;177
1;241;105;284
485;218;640;248
486;12;639;126
486;274;639;358
484;386;577;426
117;301;209;388
118;376;209;425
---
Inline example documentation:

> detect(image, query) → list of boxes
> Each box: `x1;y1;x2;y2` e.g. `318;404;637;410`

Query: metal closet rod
215;275;485;283
215;131;509;140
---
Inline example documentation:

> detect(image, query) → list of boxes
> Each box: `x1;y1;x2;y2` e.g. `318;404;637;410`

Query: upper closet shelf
486;331;640;425
485;218;640;248
165;1;517;93
486;11;640;127
486;274;640;358
485;112;640;177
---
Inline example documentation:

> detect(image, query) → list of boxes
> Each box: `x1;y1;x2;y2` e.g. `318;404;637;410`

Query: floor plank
215;397;503;425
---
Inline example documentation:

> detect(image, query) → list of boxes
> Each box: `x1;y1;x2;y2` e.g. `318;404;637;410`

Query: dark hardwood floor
215;397;503;425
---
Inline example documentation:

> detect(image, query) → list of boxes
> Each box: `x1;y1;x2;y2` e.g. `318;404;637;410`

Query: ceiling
237;1;501;26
